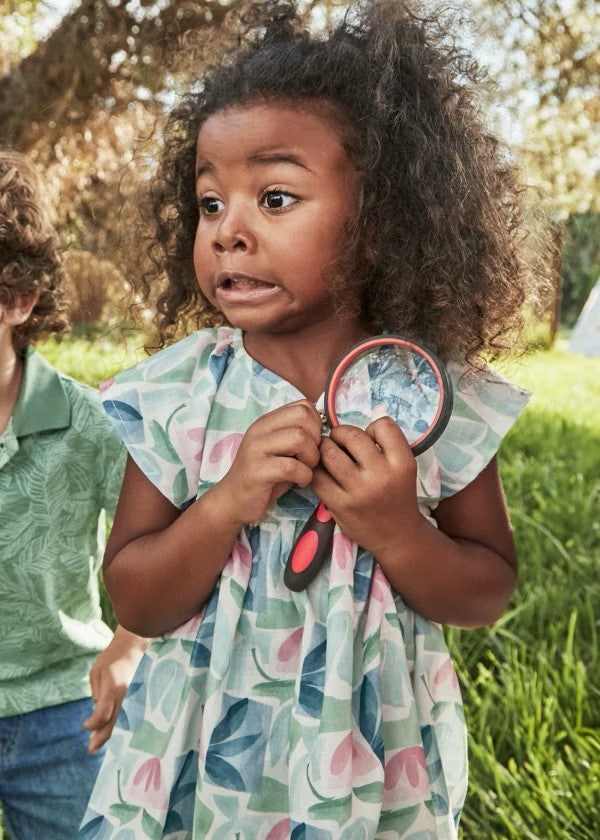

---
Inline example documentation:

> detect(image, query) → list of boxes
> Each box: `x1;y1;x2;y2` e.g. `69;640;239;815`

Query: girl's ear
1;293;39;326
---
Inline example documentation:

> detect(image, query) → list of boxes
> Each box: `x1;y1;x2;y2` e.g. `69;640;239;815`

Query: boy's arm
83;625;149;754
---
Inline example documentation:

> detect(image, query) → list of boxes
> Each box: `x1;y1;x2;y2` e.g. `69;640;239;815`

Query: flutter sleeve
416;360;531;504
99;327;236;509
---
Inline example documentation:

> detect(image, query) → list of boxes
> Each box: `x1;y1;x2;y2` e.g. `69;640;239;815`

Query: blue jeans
0;698;105;840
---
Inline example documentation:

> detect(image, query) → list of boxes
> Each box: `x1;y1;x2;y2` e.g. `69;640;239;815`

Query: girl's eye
261;190;297;210
198;196;224;215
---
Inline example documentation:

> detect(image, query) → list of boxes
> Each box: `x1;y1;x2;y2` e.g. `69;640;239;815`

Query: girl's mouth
216;273;281;304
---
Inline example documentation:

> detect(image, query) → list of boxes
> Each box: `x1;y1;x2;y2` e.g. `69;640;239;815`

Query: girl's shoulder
418;359;531;502
103;326;239;392
98;326;241;508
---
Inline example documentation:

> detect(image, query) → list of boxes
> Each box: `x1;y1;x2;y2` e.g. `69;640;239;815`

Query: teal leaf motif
210;698;248;744
210;733;260;757
205;752;245;791
103;399;142;421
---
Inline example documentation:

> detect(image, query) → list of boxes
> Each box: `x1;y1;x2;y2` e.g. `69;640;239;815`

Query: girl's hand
310;417;421;556
217;400;323;526
83;627;148;754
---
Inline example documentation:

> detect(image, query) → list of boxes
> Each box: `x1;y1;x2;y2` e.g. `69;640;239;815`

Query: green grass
6;334;596;839
451;343;600;839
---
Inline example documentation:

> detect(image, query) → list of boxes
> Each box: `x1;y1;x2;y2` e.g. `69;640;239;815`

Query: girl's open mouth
216;274;281;304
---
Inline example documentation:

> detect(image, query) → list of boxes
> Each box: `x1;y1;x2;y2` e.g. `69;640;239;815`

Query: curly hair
0;151;68;354
143;0;541;362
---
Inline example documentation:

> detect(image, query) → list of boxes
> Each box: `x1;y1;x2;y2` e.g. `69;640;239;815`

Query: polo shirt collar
12;347;71;437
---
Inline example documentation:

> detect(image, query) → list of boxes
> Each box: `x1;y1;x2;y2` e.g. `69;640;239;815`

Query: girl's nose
212;211;256;255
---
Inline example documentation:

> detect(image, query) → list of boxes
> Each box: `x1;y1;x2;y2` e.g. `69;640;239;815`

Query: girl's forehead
195;102;354;173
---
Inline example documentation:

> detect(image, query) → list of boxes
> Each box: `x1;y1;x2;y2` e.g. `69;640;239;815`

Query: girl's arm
312;418;517;629
103;401;322;636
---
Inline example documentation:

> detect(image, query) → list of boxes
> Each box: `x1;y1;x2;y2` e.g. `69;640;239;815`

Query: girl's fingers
251;400;323;445
260;427;321;469
365;416;414;466
317;435;358;487
327;425;382;471
310;463;345;503
261;455;315;489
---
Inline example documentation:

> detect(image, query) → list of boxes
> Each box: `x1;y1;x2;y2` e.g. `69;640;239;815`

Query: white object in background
569;278;600;356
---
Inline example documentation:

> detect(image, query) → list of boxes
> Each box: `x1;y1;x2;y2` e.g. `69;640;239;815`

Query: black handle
284;502;336;591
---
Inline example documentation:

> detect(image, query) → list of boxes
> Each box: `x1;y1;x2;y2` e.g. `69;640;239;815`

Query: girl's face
193;101;359;336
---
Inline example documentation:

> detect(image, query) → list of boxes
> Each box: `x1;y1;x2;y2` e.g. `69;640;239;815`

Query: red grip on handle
284;503;336;591
290;530;319;573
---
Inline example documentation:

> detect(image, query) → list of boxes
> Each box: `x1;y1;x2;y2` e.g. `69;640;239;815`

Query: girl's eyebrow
196;152;315;181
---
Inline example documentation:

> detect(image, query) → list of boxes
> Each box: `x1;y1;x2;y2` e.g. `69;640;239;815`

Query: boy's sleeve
99;329;233;509
97;418;127;516
416;361;531;503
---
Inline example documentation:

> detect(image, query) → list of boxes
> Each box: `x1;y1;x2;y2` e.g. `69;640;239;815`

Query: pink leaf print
99;376;115;393
433;657;459;690
277;628;303;662
371;564;389;603
133;757;162;793
209;433;243;464
331;733;352;776
331;532;353;577
214;331;234;356
187;427;206;462
231;540;252;569
384;746;427;791
265;819;290;840
352;736;380;777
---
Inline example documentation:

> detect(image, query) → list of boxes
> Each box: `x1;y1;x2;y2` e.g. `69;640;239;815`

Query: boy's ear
1;293;39;326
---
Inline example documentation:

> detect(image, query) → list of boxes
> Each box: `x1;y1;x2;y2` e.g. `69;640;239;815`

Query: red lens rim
325;336;446;451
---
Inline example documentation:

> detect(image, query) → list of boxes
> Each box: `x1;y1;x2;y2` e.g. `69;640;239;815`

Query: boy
0;151;147;838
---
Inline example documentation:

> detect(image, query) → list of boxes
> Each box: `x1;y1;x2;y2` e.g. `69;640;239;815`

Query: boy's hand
83;627;148;754
310;417;421;556
218;400;323;526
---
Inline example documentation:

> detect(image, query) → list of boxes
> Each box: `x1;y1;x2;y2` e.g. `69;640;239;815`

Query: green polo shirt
0;348;126;717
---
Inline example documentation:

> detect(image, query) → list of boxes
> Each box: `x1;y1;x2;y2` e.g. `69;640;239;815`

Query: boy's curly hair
143;0;543;362
0;151;68;354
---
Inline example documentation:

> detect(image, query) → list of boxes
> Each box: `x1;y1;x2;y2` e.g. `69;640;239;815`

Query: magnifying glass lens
332;345;443;446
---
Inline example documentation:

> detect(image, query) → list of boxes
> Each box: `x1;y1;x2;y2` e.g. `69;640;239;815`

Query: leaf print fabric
80;327;530;839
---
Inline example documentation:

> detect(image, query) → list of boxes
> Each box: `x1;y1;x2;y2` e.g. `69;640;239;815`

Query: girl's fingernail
372;403;388;421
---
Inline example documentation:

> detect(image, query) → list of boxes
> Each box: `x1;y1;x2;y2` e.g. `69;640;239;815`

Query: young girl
80;1;536;837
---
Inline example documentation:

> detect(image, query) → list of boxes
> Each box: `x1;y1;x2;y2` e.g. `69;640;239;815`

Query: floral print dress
79;327;529;840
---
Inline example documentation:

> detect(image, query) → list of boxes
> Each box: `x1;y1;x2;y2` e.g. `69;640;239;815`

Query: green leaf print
247;776;289;813
353;781;383;803
141;808;163;839
252;680;295;701
109;804;140;825
172;467;188;508
149;420;180;464
377;805;420;834
308;794;352;827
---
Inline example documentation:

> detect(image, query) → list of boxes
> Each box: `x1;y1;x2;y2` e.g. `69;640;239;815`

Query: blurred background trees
1;0;598;334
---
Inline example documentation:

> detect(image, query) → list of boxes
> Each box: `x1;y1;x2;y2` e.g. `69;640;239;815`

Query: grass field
2;332;598;839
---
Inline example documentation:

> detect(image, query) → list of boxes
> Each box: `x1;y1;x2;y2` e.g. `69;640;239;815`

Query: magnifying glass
283;335;453;592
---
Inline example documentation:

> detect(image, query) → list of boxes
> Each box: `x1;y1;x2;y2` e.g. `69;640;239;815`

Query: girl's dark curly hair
144;0;540;362
0;151;68;354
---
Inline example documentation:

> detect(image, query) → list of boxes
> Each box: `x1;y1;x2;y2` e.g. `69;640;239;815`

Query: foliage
560;213;600;328
473;0;599;219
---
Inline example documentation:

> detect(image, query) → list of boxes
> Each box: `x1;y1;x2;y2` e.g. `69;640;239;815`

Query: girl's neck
243;317;370;403
0;336;23;436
